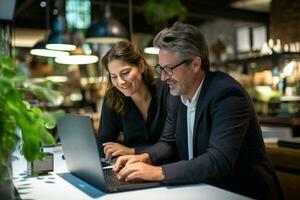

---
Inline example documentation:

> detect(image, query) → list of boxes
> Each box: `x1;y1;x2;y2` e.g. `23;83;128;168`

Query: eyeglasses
155;60;187;76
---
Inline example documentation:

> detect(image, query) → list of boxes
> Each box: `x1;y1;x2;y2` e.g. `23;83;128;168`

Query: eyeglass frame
155;60;188;76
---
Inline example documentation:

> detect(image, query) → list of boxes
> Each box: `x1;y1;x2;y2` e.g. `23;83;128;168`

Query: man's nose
160;71;169;81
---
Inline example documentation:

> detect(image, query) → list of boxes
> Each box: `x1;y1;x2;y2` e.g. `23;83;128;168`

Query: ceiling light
55;55;99;65
46;43;76;51
54;41;99;65
86;3;128;44
46;16;76;51
30;49;70;57
30;0;74;56
46;1;77;51
144;47;159;55
143;37;159;54
30;40;70;57
231;0;271;12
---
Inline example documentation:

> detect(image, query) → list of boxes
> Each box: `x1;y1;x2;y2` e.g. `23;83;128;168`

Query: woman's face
108;59;144;97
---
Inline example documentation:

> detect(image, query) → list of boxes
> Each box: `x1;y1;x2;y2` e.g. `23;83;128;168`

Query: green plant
144;0;187;26
0;56;63;178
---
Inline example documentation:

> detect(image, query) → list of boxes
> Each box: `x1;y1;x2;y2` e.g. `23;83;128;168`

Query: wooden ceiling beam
186;4;269;24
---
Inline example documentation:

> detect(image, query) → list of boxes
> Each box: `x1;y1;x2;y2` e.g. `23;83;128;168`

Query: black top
98;80;179;157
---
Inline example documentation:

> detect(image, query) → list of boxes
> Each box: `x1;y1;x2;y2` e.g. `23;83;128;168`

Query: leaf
40;112;57;129
39;128;56;146
1;55;63;178
25;82;61;104
1;64;16;78
22;101;31;110
0;77;13;94
144;0;187;25
32;106;43;118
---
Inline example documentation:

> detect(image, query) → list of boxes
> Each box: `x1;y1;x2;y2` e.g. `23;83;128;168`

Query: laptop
57;114;160;193
278;137;300;149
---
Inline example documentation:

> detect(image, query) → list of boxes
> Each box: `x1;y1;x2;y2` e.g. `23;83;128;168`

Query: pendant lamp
55;43;98;65
144;41;159;55
46;0;76;51
55;54;98;65
144;36;159;55
30;39;70;57
54;29;99;65
30;0;70;57
144;46;159;54
47;0;98;65
86;3;128;44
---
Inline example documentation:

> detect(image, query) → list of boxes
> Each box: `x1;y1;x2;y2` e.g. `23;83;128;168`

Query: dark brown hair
102;41;155;113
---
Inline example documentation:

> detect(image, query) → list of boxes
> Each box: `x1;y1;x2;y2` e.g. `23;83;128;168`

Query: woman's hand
103;142;135;160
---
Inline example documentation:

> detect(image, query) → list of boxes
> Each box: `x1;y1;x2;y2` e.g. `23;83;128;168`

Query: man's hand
113;153;151;172
116;162;165;182
103;142;134;160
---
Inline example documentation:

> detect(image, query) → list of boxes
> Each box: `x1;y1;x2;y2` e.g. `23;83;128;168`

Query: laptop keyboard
103;169;129;186
100;158;116;167
101;161;112;167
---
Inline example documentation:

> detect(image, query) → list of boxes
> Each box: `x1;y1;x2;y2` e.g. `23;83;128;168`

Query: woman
98;41;178;160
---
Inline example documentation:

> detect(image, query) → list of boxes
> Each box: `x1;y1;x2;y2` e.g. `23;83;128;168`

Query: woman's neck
131;83;152;121
131;83;151;104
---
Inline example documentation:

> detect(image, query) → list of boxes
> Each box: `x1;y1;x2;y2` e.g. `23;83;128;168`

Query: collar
181;75;205;107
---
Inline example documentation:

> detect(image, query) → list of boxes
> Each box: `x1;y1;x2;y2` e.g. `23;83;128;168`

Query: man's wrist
158;166;165;181
141;153;152;164
131;148;135;155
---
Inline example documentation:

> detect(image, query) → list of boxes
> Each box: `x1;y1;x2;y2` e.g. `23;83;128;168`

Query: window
252;26;267;51
236;25;267;53
236;27;251;53
66;0;91;29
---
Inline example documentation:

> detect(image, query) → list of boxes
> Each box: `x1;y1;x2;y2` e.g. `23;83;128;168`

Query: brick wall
270;0;300;44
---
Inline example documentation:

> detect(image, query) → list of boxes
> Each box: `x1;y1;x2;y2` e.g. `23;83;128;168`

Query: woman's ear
139;60;145;74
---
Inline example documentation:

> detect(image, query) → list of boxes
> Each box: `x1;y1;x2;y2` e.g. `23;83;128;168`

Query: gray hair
153;22;210;72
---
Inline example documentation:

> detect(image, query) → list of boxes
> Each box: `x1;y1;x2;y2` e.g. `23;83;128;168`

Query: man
113;22;284;200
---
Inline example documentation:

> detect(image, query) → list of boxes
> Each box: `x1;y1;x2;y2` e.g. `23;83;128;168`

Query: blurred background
1;0;300;135
2;1;300;199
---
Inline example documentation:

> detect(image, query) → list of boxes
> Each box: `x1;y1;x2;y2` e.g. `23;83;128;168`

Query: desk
13;147;251;200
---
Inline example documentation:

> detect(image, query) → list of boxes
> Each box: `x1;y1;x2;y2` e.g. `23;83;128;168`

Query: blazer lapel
193;71;213;149
177;104;189;160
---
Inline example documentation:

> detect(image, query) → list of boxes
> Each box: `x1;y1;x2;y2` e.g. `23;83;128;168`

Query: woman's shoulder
154;78;169;94
154;79;180;103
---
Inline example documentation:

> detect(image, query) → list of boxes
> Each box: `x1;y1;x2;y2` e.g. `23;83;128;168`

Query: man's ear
192;57;202;72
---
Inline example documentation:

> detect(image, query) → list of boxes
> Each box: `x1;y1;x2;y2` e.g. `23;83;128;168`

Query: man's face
158;49;195;97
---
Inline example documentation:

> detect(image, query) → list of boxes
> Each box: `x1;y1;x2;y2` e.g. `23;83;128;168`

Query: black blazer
145;71;284;200
98;80;179;157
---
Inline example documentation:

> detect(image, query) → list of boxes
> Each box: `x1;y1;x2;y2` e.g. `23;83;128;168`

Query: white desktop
13;146;252;200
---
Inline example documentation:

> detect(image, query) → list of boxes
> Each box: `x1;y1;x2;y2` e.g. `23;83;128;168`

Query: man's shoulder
208;71;235;82
205;71;248;98
205;71;240;90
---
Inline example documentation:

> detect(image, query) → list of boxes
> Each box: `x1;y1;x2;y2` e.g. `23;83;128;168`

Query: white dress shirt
181;77;205;160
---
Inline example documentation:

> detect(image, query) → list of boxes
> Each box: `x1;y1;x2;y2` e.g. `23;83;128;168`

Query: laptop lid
57;114;107;192
57;114;160;193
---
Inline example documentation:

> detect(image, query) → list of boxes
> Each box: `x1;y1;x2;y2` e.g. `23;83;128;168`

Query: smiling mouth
167;80;176;87
121;85;131;90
